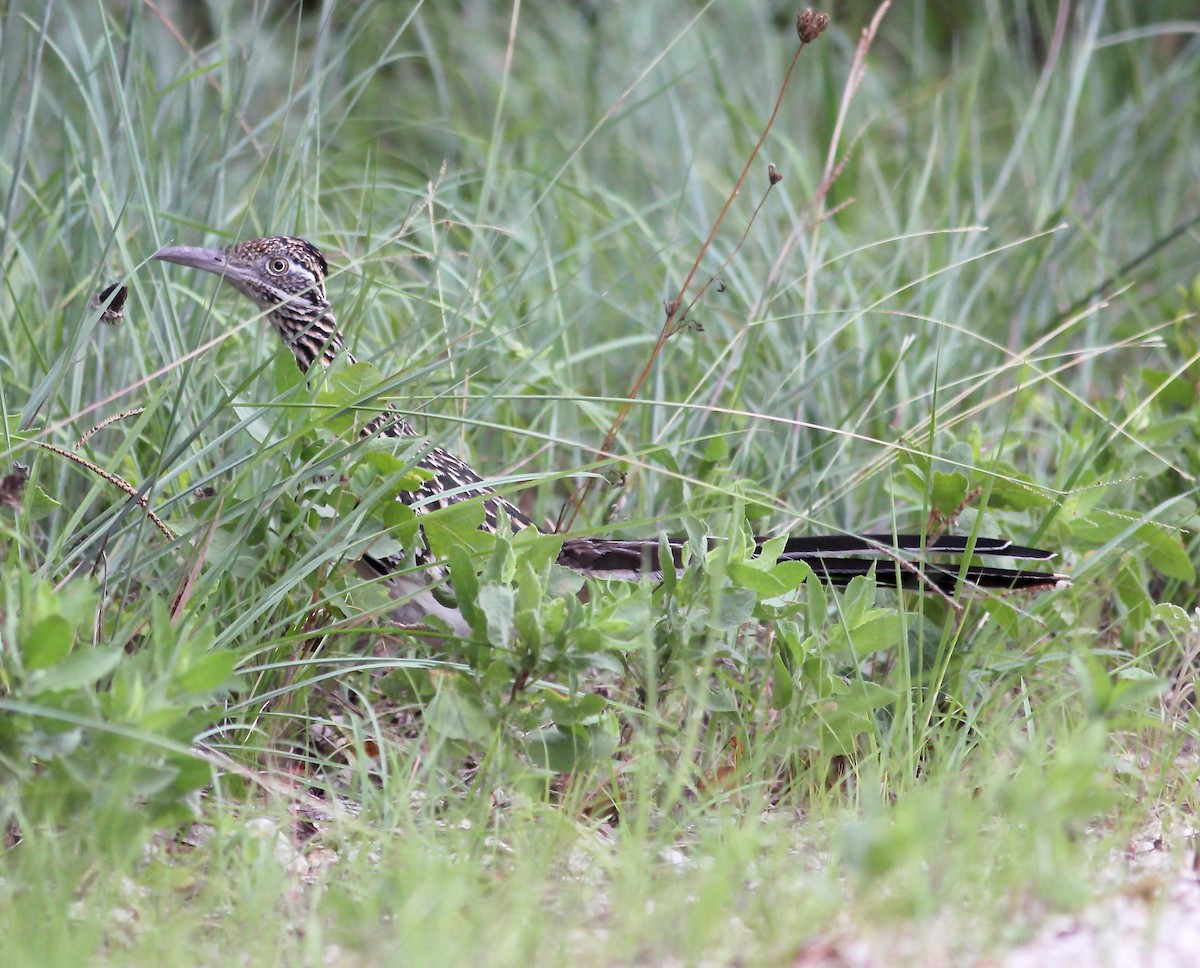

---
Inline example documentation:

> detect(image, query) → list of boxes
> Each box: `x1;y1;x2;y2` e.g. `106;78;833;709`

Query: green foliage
0;573;235;855
1;0;1197;961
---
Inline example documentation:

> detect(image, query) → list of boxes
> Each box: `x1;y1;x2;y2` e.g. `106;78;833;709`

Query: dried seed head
90;282;128;324
767;162;783;185
0;463;28;510
796;9;830;44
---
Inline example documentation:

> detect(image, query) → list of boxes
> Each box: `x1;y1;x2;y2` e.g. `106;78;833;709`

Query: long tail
556;533;1068;593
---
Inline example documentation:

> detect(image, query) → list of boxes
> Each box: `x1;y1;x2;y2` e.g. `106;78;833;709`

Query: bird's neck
271;302;416;439
273;307;350;372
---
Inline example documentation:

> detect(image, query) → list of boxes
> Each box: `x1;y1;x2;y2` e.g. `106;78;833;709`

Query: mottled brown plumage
153;236;1067;627
154;237;533;566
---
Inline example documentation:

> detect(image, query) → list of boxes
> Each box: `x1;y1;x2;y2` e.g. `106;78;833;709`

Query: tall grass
2;1;1199;964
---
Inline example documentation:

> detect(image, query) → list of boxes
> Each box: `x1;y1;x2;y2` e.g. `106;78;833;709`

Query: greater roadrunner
152;236;1067;628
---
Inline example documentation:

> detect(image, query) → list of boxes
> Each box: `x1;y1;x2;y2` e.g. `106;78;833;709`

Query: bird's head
154;236;344;369
153;236;330;315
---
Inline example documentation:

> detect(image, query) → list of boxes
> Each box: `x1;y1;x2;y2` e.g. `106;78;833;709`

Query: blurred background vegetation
2;1;1200;964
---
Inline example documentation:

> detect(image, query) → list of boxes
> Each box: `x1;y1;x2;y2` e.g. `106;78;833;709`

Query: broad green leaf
546;563;584;598
543;691;607;726
1149;602;1194;633
805;573;827;621
512;528;562;573
424;500;489;559
828;677;898;714
272;348;305;394
840;611;905;655
476;583;514;649
770;559;816;591
525;724;616;773
514;558;543;617
755;535;787;567
28;646;122;694
382;499;422;549
316;361;381;407
23;615;76;670
930;470;969;516
232;404;278;444
447;546;480;623
1140;367;1196;409
702;435;730;462
989;473;1053;511
841;574;875;626
175;649;239;695
316;361;384;434
1138;524;1195;582
728;561;788;598
425;682;492;742
771;653;795;710
25;485;62;520
706;587;758;632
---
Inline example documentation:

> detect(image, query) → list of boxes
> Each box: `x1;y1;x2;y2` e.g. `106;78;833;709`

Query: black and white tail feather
153;236;1069;629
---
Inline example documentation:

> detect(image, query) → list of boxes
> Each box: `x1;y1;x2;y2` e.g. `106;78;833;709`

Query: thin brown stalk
76;408;146;449
559;11;829;531
37;441;173;540
171;497;222;624
674;168;786;336
815;1;892;223
142;0;266;158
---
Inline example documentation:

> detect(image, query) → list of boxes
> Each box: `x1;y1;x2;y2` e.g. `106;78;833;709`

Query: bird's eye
267;257;289;275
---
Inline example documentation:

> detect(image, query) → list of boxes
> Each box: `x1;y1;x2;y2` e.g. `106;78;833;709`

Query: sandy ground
787;824;1200;968
1001;864;1200;968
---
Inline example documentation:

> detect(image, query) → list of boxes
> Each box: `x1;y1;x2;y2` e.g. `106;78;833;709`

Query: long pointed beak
152;245;228;275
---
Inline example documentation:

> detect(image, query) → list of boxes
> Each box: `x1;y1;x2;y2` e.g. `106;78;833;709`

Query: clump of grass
2;2;1199;964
